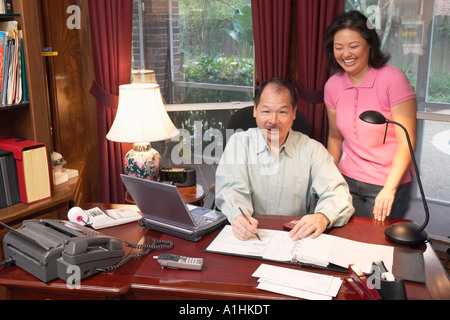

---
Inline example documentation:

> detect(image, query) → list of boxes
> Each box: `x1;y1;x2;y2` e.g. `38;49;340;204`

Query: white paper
327;236;394;273
206;225;281;258
291;234;334;267
252;263;342;300
257;282;333;300
85;207;142;229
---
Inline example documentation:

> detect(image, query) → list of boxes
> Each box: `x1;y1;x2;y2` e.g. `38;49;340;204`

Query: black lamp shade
359;111;388;124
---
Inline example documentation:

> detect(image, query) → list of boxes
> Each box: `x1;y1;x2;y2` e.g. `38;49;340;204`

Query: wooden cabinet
0;0;99;233
0;0;59;225
39;0;99;206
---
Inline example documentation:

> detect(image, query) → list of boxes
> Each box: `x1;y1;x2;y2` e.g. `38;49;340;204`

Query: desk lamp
107;83;179;181
359;110;429;245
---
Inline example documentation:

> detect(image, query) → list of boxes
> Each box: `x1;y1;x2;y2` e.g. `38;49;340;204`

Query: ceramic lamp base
124;142;161;181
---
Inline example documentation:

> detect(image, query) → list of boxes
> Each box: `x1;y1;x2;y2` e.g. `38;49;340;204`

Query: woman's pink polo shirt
324;65;416;186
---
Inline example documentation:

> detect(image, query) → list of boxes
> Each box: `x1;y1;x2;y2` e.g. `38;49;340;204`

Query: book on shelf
0;20;26;107
0;30;6;93
4;0;12;14
0;1;13;14
0;148;20;208
0;136;51;204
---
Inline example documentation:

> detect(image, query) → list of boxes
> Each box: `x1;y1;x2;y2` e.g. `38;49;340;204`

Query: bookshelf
0;1;75;226
0;1;51;147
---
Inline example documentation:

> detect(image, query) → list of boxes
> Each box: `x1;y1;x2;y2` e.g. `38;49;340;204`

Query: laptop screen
120;174;196;229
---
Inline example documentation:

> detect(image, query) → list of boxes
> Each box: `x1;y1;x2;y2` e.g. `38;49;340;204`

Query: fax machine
2;219;124;283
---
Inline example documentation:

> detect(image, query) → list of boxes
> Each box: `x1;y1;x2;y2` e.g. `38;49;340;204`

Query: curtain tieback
297;86;324;104
90;81;119;109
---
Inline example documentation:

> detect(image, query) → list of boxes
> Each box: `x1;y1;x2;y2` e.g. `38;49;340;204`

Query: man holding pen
215;78;354;241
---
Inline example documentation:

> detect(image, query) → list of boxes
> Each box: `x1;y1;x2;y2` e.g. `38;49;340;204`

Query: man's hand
289;213;329;241
231;214;259;241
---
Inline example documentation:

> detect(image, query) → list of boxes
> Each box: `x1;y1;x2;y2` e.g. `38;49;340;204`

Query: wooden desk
0;203;448;300
131;214;450;300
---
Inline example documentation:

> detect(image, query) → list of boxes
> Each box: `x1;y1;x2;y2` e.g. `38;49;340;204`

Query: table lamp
132;69;157;85
359;110;429;245
106;83;179;181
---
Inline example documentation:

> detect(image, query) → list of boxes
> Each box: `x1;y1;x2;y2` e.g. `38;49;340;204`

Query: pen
239;207;261;241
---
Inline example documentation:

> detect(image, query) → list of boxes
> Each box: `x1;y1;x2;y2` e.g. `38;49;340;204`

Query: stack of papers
252;264;342;300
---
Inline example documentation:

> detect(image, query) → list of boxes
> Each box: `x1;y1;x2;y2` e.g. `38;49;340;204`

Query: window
131;0;254;167
346;0;450;204
131;0;254;107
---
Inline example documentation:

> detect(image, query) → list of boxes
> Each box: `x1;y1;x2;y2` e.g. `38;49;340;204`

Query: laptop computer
120;174;227;241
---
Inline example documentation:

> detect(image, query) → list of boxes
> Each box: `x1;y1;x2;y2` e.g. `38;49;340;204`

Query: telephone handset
1;219;174;283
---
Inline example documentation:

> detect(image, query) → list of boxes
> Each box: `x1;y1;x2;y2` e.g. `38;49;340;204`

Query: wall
132;0;181;101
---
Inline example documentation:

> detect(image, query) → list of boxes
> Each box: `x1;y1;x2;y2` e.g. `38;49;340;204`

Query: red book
0;136;51;204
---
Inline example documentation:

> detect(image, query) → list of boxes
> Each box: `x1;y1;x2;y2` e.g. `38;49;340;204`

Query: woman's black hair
324;10;390;72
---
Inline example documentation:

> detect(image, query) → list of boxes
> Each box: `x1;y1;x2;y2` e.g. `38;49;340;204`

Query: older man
215;78;354;241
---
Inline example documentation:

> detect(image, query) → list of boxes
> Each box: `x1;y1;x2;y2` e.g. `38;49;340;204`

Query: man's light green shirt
215;128;354;228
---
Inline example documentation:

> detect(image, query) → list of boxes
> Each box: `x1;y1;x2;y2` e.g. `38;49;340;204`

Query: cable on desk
96;239;174;273
0;256;15;268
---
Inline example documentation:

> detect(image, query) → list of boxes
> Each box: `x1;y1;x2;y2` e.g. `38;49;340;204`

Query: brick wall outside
435;0;450;15
132;0;180;101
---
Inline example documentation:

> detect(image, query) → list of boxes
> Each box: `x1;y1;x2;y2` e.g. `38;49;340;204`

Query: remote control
154;253;203;270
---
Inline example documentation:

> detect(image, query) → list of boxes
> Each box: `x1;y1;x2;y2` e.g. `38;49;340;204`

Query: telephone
1;219;124;283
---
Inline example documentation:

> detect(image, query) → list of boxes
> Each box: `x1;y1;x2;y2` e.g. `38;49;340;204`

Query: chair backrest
226;106;310;136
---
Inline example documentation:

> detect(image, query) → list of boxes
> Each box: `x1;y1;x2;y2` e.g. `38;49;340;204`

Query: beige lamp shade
106;83;179;143
132;69;157;84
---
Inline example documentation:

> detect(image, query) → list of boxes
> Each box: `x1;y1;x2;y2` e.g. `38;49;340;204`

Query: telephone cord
96;238;174;273
0;256;15;268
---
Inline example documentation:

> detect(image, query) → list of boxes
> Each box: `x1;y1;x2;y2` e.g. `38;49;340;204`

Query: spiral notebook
205;225;395;274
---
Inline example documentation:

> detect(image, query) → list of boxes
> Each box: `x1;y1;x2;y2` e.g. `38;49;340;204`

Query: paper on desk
205;225;281;258
326;236;394;273
252;264;342;300
86;207;142;229
206;225;394;273
257;282;334;300
205;225;318;263
293;233;394;274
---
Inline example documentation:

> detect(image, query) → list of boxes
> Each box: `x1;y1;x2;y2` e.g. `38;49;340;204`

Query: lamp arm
387;120;429;231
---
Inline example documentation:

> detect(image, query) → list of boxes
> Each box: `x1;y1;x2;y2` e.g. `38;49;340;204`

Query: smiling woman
324;10;417;221
332;28;371;86
339;1;450;218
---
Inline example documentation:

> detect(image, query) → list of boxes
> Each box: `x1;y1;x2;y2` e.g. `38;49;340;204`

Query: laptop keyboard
191;213;212;227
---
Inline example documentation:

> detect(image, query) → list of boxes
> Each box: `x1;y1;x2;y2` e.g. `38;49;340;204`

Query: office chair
204;106;310;209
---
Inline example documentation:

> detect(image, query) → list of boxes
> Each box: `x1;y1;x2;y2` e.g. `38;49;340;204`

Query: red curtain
251;0;344;145
88;0;133;203
251;0;293;86
295;0;344;145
